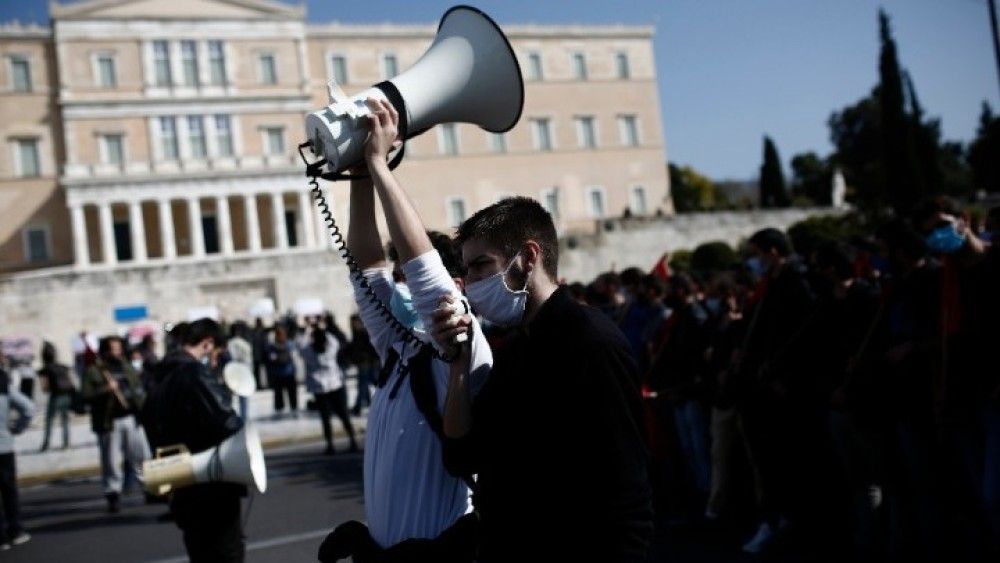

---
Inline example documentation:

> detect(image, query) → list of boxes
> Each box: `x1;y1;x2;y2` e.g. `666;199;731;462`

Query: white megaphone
302;5;524;177
143;425;267;496
224;361;256;398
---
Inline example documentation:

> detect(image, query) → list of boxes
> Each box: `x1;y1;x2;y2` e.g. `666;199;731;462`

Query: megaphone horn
224;361;256;398
303;5;524;177
143;425;267;496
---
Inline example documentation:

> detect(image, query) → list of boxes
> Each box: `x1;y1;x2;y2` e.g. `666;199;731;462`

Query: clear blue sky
3;0;997;180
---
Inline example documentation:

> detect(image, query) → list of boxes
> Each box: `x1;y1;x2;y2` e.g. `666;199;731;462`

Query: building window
208;40;227;86
531;118;553;151
9;55;31;92
619;114;640;147
153;40;172;86
181;40;199;86
101;134;125;166
587;187;606;218
630;185;648;215
23;226;50;262
159;116;178;160
447;197;467;227
572;52;587;80
215;115;234;157
259;53;277;85
381;53;398;79
575;116;597;149
616;52;631;79
330;55;348;85
527;52;543;81
188;116;207;159
15;139;40;177
439;124;459;155
489;132;507;153
541;187;559;219
264;127;285;155
96;53;116;88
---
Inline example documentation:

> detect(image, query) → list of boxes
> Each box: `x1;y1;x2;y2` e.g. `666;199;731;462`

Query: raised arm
347;166;386;271
364;98;432;264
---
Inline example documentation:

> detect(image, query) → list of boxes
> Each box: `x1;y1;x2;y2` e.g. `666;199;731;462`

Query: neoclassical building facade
0;0;669;356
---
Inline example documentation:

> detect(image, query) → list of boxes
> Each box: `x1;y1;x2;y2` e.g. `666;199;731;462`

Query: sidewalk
14;381;367;485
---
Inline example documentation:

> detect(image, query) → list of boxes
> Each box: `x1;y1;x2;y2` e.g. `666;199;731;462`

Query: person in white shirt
317;99;491;562
300;326;358;454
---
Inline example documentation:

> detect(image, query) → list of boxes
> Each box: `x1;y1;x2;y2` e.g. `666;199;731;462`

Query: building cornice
60;94;312;119
62;167;304;193
0;23;52;39
306;22;655;40
49;0;305;21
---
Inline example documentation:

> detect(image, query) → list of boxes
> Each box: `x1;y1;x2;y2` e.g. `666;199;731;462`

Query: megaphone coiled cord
307;174;455;364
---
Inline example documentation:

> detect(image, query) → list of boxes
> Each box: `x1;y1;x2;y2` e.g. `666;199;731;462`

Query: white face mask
465;252;530;328
131;359;143;371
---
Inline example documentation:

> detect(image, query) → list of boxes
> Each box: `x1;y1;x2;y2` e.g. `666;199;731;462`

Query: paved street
7;437;773;562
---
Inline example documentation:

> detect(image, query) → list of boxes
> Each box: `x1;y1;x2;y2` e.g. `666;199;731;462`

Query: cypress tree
878;10;924;213
759;136;789;208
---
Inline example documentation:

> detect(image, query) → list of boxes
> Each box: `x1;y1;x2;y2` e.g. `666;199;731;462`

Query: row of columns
69;190;334;268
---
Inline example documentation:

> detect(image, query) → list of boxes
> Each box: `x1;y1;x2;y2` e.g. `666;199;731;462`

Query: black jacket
443;287;653;562
142;351;246;529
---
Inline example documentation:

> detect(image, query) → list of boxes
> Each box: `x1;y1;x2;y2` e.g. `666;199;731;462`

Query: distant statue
831;168;847;208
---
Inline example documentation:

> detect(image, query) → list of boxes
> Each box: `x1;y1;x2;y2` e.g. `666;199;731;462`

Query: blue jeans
673;400;711;494
352;366;376;410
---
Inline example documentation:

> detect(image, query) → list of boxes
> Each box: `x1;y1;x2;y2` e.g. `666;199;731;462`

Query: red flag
651;253;670;282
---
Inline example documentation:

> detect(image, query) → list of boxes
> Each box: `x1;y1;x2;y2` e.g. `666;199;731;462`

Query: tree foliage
790;151;833;206
969;102;1000;192
669;163;717;212
759;136;790;208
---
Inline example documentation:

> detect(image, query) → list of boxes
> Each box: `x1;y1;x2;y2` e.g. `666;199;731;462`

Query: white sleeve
403;250;493;393
351;267;398;364
401;250;461;350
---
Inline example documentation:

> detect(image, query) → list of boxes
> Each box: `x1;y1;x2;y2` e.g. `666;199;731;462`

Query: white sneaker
0;543;10;551
742;521;775;554
10;532;30;546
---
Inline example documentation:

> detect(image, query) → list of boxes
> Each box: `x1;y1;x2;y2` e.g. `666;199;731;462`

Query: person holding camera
82;336;149;513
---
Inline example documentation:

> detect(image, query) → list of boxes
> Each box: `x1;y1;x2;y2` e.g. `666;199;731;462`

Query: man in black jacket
435;197;653;562
142;318;245;563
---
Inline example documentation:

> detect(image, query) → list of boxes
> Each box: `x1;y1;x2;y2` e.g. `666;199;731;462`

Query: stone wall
558;207;847;282
1;207;846;363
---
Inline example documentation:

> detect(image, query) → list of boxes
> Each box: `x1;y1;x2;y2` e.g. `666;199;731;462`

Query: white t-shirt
353;250;492;548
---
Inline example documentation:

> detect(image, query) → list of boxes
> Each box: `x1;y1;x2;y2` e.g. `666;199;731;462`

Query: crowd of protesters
543;197;998;561
0;310;378;521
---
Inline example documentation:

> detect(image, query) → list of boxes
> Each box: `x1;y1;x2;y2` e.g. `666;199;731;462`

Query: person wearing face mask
141;318;246;562
433;196;653;562
731;228;817;554
316;99;492;563
82;336;148;514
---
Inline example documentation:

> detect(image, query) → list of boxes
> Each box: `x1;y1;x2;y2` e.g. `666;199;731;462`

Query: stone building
0;0;669;358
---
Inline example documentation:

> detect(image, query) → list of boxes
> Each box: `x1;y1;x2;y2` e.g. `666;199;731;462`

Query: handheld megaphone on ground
302;5;524;178
223;361;256;398
143;426;267;496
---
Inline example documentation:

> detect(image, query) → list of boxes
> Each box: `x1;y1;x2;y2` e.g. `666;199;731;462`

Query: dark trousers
272;379;298;412
315;388;357;449
0;453;23;542
176;490;244;563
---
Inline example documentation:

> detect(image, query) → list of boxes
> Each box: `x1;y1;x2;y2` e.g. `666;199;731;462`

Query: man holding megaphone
142;319;250;563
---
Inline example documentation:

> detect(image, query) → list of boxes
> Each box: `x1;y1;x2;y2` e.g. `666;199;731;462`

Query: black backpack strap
408;347;477;491
376;347;399;389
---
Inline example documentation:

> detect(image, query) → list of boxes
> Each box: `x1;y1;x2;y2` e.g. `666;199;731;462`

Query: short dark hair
183;318;224;348
749;228;792;257
455;197;559;280
912;196;961;232
387;231;465;278
813;241;854;281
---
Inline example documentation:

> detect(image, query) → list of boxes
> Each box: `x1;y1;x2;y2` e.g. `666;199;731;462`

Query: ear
522;240;543;273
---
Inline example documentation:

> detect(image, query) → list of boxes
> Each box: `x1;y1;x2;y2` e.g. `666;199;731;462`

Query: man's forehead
461;239;504;263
